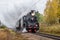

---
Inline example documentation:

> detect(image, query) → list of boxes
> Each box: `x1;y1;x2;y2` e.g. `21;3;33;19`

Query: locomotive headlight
31;13;35;16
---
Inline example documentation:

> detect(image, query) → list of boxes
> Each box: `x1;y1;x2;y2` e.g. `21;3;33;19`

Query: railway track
33;32;60;40
15;29;60;40
16;31;60;40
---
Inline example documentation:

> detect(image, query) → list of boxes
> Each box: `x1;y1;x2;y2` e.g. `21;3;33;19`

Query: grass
40;24;60;36
0;28;28;40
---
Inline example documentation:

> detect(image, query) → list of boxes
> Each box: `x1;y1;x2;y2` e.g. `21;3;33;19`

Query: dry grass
0;28;28;40
40;24;60;36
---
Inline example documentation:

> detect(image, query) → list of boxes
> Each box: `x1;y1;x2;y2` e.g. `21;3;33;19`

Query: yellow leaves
44;0;60;24
57;0;60;18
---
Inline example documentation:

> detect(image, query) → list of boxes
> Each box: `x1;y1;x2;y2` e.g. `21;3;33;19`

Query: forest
39;0;60;36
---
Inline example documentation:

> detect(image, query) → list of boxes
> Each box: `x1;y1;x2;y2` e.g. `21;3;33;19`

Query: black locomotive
23;10;39;32
16;10;39;32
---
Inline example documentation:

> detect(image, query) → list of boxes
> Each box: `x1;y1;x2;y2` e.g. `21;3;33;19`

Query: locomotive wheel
26;28;32;33
26;27;37;33
32;29;36;33
28;29;32;32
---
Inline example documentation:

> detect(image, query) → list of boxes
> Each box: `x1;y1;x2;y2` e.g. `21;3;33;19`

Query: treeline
44;0;60;25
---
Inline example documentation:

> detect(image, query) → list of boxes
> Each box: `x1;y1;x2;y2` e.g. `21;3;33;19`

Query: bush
0;25;6;29
40;24;60;36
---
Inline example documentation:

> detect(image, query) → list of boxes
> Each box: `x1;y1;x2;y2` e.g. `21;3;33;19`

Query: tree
44;0;58;25
35;11;43;23
57;0;60;23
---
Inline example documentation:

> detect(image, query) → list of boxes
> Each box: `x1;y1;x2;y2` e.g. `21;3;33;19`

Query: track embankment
21;33;55;40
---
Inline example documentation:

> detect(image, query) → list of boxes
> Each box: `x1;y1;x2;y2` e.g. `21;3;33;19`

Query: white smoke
0;0;39;28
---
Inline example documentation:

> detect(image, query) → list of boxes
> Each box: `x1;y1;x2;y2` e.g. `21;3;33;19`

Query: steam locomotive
23;10;39;33
16;10;39;33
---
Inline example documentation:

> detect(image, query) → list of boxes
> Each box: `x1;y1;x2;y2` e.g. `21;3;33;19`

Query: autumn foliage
44;0;60;25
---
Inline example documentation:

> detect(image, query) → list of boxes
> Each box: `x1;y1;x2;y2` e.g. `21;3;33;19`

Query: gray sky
36;0;47;14
0;0;47;14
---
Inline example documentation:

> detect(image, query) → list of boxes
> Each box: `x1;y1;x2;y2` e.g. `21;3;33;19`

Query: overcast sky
0;0;48;14
36;0;47;14
0;0;48;28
